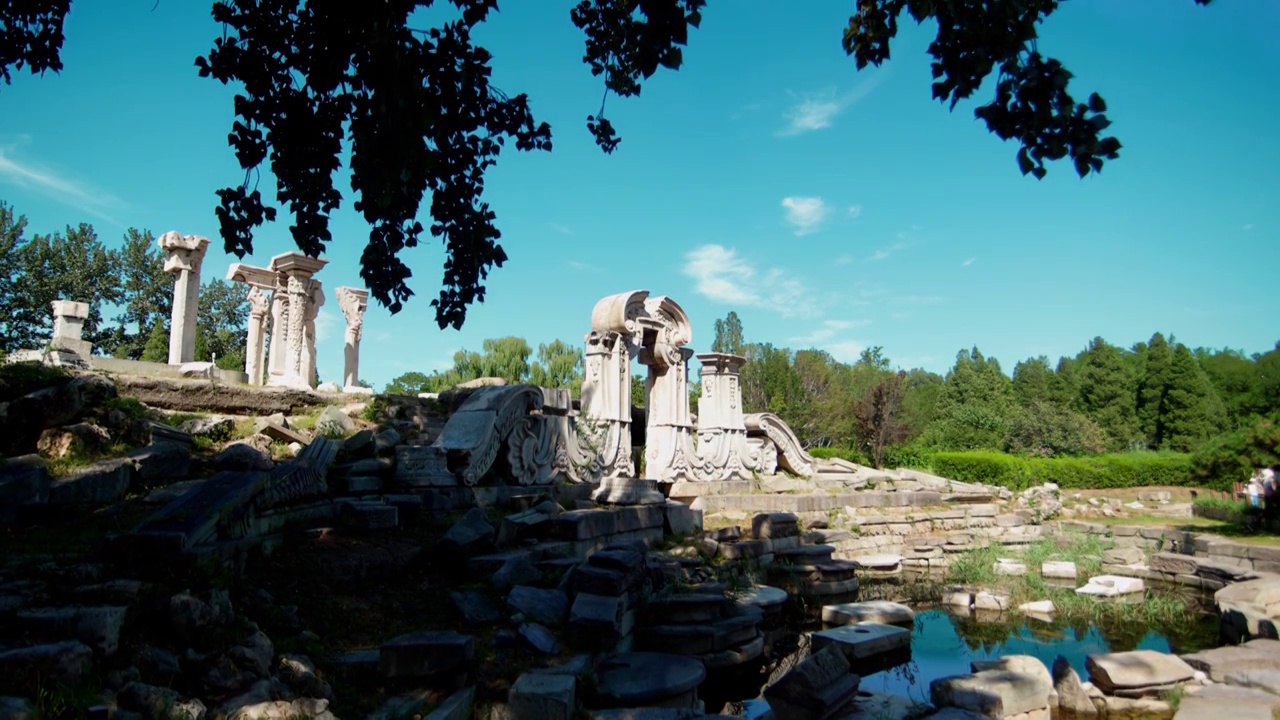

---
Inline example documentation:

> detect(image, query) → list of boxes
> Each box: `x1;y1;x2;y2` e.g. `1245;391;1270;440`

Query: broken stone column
335;286;368;390
301;279;324;388
157;231;210;365
49;300;92;357
267;252;327;389
244;287;270;385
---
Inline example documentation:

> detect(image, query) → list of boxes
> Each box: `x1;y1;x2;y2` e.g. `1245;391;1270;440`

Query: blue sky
1;0;1277;390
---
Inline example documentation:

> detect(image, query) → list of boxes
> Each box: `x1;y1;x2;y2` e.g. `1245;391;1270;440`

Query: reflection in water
737;607;1219;717
859;608;1220;698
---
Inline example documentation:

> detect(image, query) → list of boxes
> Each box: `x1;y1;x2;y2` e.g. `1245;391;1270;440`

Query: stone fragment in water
1181;639;1280;682
1041;561;1077;579
811;622;911;667
930;662;1052;718
973;591;1010;611
1018;600;1056;615
822;601;914;627
1085;649;1195;694
1075;575;1144;597
1052;654;1099;718
1176;683;1280;720
763;644;858;720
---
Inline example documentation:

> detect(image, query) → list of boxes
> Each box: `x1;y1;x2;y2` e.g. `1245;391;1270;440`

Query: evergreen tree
1012;356;1055;407
5;222;121;352
1160;343;1217;451
1137;332;1173;448
712;311;745;356
0;203;29;353
929;347;1015;450
140;321;169;363
1076;337;1140;451
107;228;171;358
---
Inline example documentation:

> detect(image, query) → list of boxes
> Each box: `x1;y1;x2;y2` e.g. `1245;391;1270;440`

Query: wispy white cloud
889;311;914;321
776;73;886;137
568;260;599;272
826;341;867;364
835;254;854;265
846;204;863;219
682;243;819;317
730;102;762;121
0;139;127;227
781;196;829;235
1243;223;1255;231
962;257;976;267
789;318;871;345
314;309;339;344
551;223;575;236
868;241;907;261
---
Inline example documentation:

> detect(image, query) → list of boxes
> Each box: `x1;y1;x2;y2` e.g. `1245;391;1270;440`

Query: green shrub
0;361;70;402
932;451;1032;490
928;450;1196;490
1191;415;1280;490
808;446;869;465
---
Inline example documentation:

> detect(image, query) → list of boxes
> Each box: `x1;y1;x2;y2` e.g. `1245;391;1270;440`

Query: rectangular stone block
614;505;664;533
395;446;456;487
550;509;619;540
380;631;475;679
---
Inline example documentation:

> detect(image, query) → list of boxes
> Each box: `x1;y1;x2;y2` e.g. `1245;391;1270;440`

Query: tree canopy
0;0;1216;329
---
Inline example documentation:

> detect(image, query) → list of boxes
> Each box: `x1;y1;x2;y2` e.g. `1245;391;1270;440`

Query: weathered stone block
551;509;619;540
15;606;128;656
380;631;475;679
1086;650;1194;694
509;673;576;720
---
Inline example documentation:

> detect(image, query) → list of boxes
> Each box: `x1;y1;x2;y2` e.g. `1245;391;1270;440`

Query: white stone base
343;386;375;395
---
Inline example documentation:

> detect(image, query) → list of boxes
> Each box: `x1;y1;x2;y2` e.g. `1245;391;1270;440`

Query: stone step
13;606;128;655
641;593;726;624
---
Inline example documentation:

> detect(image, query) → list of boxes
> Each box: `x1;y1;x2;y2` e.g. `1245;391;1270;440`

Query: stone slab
1086;650;1195;694
592;653;705;709
822;601;914;628
931;666;1052;718
811;622;911;663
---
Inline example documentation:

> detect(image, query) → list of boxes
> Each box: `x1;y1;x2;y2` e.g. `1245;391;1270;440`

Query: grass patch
946;533;1192;627
0;361;70;402
104;396;148;421
45;442;131;478
1193;496;1250;515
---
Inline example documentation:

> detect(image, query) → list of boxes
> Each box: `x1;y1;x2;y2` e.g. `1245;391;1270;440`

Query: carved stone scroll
745;412;817;477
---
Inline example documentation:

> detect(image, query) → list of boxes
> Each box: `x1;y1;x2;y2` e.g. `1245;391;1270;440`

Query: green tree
711;311;745;356
1076;337;1140;451
529;340;584;392
0;1;1215;329
928;348;1015;450
1160;343;1218;451
0;203;30;353
900;368;945;439
740;344;801;418
194;278;249;369
631;374;647;409
1012;356;1056;407
852;371;908;468
1004;400;1106;457
5;222;120;352
1136;332;1173;448
106;228;171;359
139;321;169;363
385;371;434;396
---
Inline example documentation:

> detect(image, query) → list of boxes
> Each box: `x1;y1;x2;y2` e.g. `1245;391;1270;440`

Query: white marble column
158;231;210;365
335;286;369;390
266;251;327;389
301;279;324;387
245;287;270;385
268;287;288;381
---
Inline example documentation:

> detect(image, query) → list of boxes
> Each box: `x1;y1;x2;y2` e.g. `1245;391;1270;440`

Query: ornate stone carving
745;412;818;477
335;286;369;389
244;287;270;385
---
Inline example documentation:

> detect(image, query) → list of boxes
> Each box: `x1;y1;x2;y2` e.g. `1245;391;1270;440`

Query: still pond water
740;606;1220;715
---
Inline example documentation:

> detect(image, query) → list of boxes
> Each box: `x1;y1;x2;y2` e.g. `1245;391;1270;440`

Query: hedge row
929;450;1200;491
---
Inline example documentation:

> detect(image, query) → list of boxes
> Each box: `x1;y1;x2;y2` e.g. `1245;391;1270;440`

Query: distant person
1248;472;1263;508
1265;468;1278;520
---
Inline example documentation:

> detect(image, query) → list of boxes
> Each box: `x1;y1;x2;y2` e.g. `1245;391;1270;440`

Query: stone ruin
401;289;856;494
226;251;368;392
